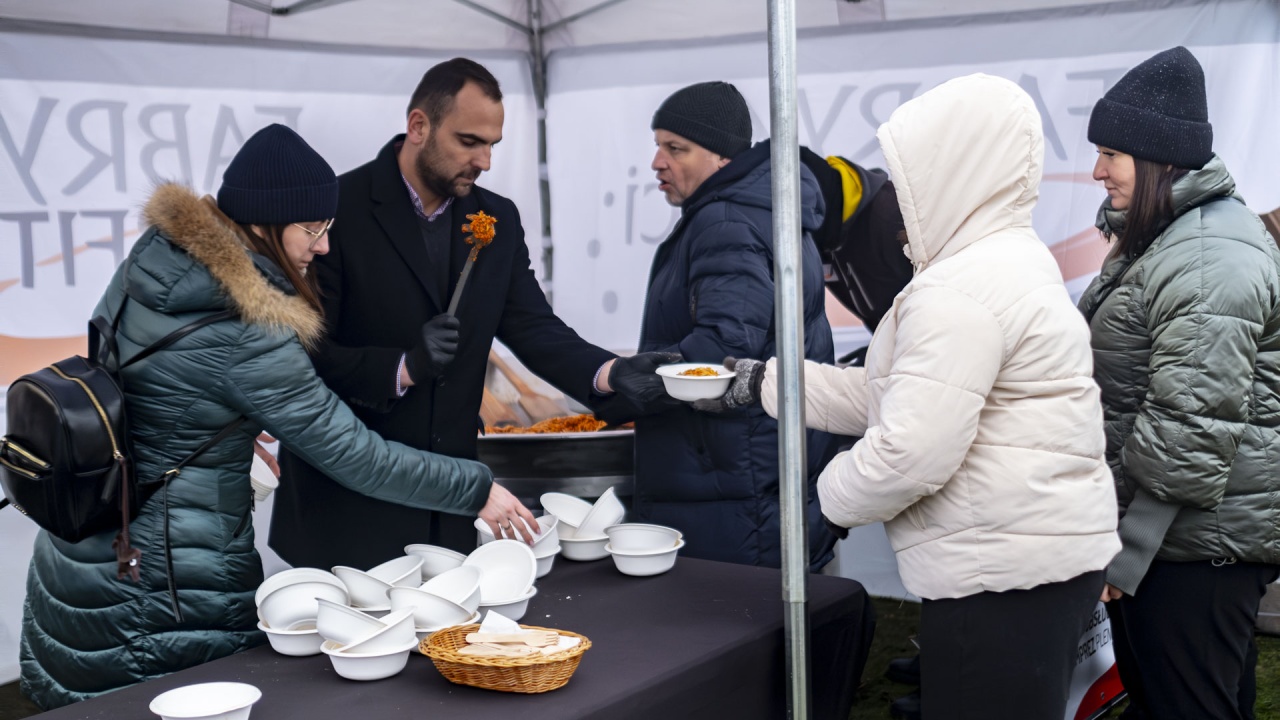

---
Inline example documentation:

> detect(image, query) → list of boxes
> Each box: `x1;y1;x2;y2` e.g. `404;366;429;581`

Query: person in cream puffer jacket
751;74;1121;718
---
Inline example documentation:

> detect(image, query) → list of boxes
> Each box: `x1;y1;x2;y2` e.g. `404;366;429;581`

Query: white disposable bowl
533;544;560;578
250;454;278;503
477;586;537;622
388;586;474;628
655;363;735;402
403;544;467;578
607;539;686;577
559;535;610;562
149;681;261;720
539;492;592;528
415;610;481;641
341;607;417;655
332;566;394;608
365;555;423;587
419;566;482;613
474;515;560;554
321;639;417;682
258;620;325;657
315;598;385;646
578;486;626;538
255;568;345;607
604;523;683;553
257;581;348;631
463;540;537;603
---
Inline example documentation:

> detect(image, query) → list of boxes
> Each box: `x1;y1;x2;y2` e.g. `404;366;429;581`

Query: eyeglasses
292;219;334;250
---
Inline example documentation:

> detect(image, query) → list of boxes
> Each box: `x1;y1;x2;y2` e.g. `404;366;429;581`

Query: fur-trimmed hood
139;183;323;347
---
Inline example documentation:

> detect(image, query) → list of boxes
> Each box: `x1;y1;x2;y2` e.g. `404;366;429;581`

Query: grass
851;596;1280;720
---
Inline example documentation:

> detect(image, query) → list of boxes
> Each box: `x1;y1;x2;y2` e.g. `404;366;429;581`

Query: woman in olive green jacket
1079;47;1280;718
19;125;534;709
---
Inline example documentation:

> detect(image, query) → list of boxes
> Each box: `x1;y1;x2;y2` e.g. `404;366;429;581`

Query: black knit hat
217;124;338;225
1087;46;1213;169
651;81;752;158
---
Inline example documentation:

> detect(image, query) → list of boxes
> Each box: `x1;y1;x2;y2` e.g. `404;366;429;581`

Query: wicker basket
419;623;592;693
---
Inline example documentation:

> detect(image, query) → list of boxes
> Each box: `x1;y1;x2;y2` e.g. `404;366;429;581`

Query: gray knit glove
692;357;765;413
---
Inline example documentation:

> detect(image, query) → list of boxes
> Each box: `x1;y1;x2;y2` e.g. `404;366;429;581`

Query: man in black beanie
619;80;841;571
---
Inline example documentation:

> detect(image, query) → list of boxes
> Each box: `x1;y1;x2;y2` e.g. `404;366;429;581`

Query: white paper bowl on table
533;543;560;578
258;620;325;657
249;454;278;503
477;586;537;622
606;539;687;577
254;568;345;607
388;586;475;628
150;681;261;720
655;362;735;401
539;492;593;535
415;610;481;641
321;639;417;682
341;607;417;654
604;523;683;553
315;598;385;645
332;566;394;609
365;555;423;587
419;566;482;614
403;544;467;579
462;539;537;603
578;486;627;538
257;580;348;631
559;535;610;561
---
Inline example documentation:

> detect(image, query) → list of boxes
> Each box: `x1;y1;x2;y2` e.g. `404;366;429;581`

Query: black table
31;557;874;720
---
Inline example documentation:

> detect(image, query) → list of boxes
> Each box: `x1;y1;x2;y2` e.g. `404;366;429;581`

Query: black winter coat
634;141;838;569
271;136;614;570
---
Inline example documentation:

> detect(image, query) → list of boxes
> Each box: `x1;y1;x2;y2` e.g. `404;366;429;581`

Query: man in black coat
270;59;669;570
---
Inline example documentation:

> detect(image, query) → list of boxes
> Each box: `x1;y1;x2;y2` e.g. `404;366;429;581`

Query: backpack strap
121;309;239;370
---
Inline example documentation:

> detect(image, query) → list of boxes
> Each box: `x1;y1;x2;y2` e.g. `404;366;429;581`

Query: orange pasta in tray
485;414;613;435
677;366;720;377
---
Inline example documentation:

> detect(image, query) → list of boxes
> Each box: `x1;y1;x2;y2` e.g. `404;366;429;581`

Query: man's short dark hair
408;58;503;126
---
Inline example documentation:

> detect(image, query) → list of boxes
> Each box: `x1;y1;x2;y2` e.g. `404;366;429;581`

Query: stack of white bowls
541;487;626;561
388;565;483;639
462;539;538;620
318;607;419;681
255;568;348;656
331;555;424;616
474;514;562;578
604;523;686;576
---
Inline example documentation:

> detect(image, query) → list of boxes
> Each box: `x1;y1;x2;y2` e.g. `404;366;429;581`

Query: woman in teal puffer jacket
19;124;535;709
1079;47;1280;719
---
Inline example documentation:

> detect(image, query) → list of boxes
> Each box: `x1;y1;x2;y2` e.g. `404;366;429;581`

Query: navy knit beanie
1087;46;1213;169
652;81;752;159
217;124;338;225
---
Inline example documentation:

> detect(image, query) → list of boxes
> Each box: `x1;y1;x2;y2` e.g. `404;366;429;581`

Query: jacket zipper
49;365;125;465
2;438;50;469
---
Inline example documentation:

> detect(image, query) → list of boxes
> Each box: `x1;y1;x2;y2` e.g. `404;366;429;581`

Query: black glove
692;357;765;413
608;351;684;410
822;514;850;541
404;313;460;383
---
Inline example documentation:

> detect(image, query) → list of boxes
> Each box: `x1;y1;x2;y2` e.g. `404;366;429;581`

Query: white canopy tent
1;1;1278;707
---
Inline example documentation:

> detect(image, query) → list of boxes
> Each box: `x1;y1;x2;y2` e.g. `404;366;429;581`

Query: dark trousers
1107;559;1280;720
919;570;1104;720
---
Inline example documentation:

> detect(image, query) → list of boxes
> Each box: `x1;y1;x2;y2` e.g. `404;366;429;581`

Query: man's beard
415;132;479;200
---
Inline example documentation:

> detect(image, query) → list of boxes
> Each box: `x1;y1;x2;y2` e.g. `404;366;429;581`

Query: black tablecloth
30;557;874;720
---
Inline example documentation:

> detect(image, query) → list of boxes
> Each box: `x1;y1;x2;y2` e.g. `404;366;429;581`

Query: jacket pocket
904;502;927;532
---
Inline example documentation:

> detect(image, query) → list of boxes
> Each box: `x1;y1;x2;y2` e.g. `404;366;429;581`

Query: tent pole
527;0;554;295
766;0;810;718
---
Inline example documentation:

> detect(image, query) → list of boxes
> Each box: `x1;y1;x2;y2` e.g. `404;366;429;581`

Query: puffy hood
135;183;323;347
684;140;825;234
876;74;1043;273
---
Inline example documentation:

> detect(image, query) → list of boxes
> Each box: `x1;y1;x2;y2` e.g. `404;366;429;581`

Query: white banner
545;3;1280;352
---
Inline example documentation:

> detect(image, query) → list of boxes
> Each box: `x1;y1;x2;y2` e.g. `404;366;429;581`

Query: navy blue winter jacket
634;140;839;569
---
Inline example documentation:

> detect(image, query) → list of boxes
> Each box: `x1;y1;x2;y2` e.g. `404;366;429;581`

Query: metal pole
527;0;554;295
766;0;810;718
